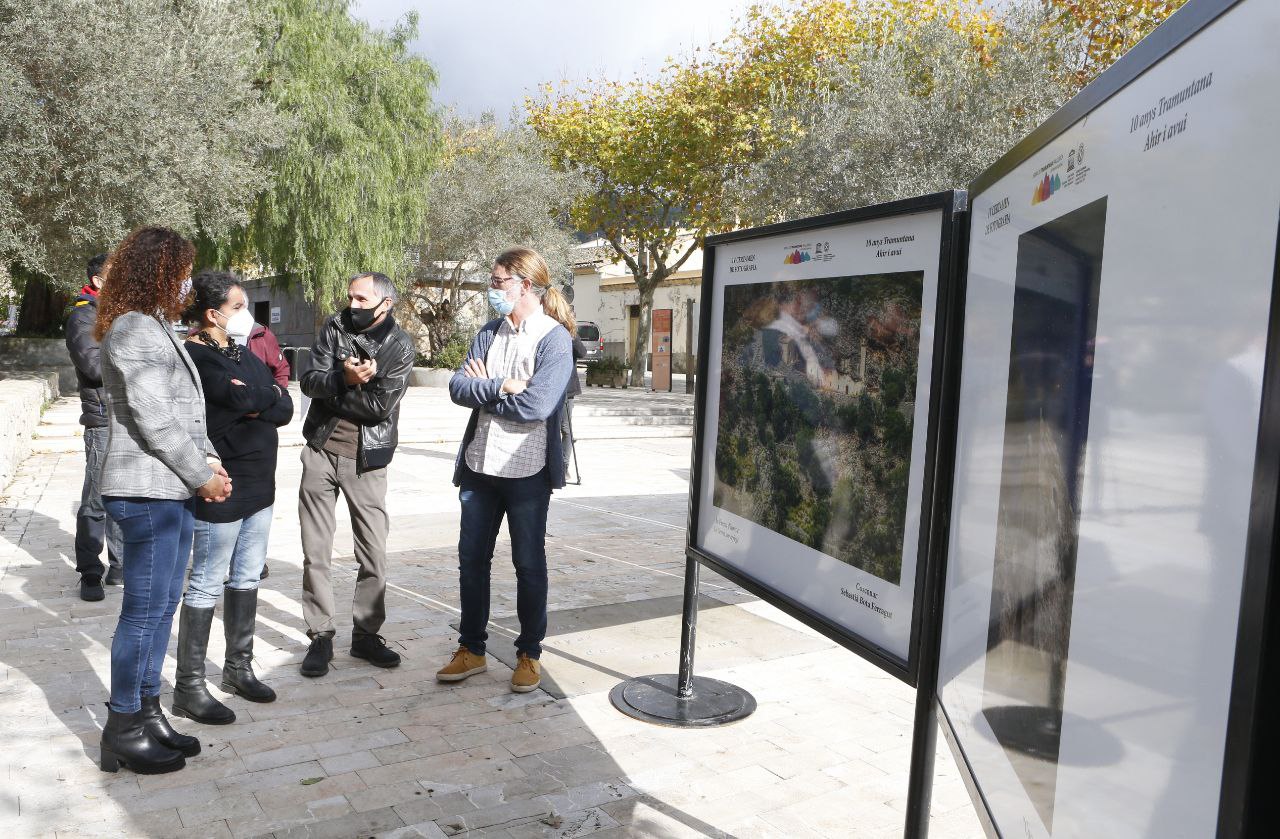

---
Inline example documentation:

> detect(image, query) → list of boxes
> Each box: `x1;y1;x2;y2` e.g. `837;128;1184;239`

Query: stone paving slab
479;596;833;699
0;436;983;838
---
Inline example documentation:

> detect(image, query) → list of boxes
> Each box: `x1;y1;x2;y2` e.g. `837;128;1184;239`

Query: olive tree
729;4;1077;224
408;115;585;358
0;0;280;330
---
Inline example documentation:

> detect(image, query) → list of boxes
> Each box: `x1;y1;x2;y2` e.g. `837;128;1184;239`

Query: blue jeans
186;506;273;608
104;497;195;713
457;466;550;658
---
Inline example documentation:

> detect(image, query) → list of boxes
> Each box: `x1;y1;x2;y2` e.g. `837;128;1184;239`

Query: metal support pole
676;555;699;698
610;554;756;727
904;643;940;839
685;298;696;394
566;410;581;486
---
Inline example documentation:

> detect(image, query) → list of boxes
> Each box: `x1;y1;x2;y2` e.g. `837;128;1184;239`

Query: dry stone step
573;405;693;418
576;415;692;427
29;437;83;455
32;424;82;439
27;382;695;463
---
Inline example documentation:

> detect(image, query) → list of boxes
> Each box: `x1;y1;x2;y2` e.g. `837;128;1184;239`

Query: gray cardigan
99;311;217;500
449;317;573;489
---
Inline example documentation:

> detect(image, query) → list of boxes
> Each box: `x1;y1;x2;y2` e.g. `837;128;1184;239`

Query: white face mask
217;307;255;342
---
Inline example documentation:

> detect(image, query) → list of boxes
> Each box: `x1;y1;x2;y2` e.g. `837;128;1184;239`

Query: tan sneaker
436;646;487;682
511;653;541;693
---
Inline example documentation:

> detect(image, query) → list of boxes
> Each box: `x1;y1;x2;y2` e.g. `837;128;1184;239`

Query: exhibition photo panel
697;199;957;674
936;0;1280;836
714;271;924;586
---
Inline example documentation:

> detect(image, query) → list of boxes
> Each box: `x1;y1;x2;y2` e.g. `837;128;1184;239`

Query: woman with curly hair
95;226;232;775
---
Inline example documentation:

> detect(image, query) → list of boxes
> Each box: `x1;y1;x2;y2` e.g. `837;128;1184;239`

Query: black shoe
350;634;401;669
171;605;236;725
104;561;124;587
221;588;276;703
259;563;270;580
100;707;185;774
139;695;200;757
300;636;334;677
80;575;105;602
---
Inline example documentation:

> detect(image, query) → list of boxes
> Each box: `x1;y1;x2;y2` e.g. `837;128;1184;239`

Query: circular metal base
609;674;756;728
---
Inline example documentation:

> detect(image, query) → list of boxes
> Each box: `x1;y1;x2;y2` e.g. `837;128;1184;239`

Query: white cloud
352;0;757;117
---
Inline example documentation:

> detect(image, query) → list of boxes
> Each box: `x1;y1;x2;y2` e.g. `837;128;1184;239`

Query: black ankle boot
104;555;124;587
300;635;333;677
79;575;105;602
171;604;236;725
100;707;185;774
139;695;200;756
221;588;275;703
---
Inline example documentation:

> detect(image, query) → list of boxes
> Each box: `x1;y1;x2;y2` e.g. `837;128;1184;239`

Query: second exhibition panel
935;0;1280;835
693;193;964;682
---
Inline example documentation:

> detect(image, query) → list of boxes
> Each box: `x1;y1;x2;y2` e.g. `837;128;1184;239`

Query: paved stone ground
0;419;983;837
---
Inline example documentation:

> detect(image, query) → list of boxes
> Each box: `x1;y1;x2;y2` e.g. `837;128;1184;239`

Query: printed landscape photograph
713;272;925;584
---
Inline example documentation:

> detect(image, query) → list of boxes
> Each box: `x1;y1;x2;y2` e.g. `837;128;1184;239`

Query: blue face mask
487;287;515;317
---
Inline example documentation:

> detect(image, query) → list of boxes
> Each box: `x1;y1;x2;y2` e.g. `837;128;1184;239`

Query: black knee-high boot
221;587;276;703
139;695;200;756
171;604;236;724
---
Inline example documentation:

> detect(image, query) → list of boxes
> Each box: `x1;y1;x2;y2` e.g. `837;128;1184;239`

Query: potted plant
409;333;470;387
585;355;628;388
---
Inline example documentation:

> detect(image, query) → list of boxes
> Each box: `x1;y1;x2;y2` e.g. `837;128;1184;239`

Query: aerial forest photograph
713;272;924;584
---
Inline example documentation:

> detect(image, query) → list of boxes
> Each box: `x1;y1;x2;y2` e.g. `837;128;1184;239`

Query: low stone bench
409;367;452;387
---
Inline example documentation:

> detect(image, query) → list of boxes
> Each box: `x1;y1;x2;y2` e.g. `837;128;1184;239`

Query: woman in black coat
171;271;293;725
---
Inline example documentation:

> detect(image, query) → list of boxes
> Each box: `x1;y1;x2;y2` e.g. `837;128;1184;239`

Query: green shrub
430;334;470;370
592;355;627;374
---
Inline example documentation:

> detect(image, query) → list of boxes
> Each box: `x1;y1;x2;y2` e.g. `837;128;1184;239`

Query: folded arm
259;387;295;427
486;329;573;423
196;360;280;415
449;329;504;409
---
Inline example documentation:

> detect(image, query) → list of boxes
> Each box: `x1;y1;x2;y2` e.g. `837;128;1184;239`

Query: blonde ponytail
542;285;576;336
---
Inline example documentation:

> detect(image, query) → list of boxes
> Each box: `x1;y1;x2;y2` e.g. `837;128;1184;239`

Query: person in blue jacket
437;247;573;694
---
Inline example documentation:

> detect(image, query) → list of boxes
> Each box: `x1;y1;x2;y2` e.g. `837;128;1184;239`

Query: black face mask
344;298;385;332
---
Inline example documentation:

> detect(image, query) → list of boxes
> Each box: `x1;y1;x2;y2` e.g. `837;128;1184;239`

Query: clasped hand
197;462;233;503
343;356;377;386
462;358;526;395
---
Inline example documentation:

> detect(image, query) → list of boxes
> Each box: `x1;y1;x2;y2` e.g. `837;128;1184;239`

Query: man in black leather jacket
65;253;123;601
297;272;414;677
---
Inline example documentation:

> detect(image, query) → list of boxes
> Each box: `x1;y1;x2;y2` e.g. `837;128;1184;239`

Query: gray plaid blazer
99;311;217;500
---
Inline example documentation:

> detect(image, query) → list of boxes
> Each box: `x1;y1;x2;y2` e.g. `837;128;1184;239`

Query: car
576;321;604;364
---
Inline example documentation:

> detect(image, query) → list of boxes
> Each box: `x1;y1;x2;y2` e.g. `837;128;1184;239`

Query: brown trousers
299;445;390;638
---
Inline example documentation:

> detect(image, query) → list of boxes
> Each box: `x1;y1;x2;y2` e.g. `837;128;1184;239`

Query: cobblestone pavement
0;434;983;838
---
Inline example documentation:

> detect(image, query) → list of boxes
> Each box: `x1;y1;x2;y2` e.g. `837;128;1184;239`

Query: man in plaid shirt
439;248;574;694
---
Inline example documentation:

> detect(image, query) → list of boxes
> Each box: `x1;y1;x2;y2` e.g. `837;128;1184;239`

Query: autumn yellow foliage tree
1046;0;1191;86
529;0;995;385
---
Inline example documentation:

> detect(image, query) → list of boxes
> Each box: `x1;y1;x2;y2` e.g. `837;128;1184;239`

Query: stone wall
0;337;76;393
0;372;58;492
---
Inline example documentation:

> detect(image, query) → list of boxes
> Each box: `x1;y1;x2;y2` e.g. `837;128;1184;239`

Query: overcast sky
351;0;760;118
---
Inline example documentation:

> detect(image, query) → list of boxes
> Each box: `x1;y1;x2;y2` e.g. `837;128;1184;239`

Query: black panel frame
933;1;1280;836
691;190;968;687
